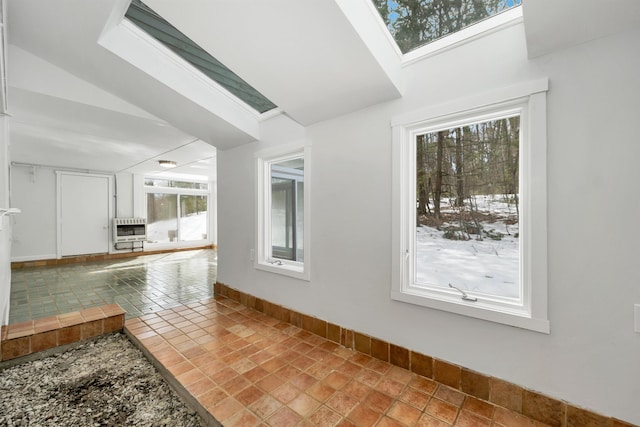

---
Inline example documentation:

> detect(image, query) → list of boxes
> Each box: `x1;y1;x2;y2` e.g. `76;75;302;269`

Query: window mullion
177;194;181;242
291;179;297;261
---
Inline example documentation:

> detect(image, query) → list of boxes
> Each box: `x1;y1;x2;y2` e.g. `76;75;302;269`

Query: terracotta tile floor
125;296;550;427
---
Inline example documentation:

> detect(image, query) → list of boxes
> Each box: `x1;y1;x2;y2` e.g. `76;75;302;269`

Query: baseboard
11;245;216;269
213;281;637;427
10;254;58;263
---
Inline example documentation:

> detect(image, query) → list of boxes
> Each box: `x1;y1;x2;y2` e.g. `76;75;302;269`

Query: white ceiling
144;0;402;126
5;0;245;180
4;0;402;181
523;0;640;58
7;42;218;179
4;0;639;181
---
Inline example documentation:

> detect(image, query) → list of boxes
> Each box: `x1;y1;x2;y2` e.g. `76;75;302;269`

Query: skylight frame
402;6;523;65
124;0;277;115
368;1;524;66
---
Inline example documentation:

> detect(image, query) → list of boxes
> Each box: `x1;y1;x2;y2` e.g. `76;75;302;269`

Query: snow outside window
391;80;549;333
144;179;210;246
255;145;310;281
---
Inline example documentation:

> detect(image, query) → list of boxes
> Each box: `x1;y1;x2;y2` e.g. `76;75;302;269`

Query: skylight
372;0;523;54
125;0;277;114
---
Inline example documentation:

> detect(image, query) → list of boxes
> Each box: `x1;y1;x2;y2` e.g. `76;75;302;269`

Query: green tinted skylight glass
372;0;522;54
125;0;277;113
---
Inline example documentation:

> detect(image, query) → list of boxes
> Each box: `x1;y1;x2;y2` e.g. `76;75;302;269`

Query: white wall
217;23;640;424
10;166;57;261
115;172;134;218
10;168;137;261
10;167;218;261
0;10;12;325
10;167;128;260
0;117;11;325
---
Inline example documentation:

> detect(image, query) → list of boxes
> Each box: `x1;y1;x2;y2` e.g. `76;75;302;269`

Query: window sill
255;260;310;281
391;289;550;333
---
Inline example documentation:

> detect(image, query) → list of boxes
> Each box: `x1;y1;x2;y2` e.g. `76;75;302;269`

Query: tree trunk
455;127;464;207
508;116;520;219
416;134;429;216
434;131;445;219
508;116;519;196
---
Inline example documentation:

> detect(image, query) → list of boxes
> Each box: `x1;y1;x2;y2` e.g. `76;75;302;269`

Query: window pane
126;0;277;114
145;178;208;190
415;116;520;299
296;180;304;262
271;161;304;261
179;195;208;241
373;0;522;53
146;193;178;243
272;177;293;260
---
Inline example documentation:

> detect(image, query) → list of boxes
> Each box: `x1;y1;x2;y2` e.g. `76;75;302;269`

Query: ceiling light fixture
158;160;177;168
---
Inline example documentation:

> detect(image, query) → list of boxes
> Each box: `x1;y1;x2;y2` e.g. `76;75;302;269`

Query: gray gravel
0;333;205;427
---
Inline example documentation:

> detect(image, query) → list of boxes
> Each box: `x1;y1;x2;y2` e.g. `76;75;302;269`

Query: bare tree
434;130;445;219
454;127;464;206
416;134;432;217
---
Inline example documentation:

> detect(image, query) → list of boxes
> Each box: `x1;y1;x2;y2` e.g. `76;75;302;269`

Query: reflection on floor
9;249;217;324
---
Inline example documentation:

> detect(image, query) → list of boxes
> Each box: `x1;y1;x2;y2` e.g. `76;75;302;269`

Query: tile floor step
1;304;126;361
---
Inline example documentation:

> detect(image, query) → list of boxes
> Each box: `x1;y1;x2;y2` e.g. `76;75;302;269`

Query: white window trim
391;79;549;333
106;19;283;122
255;144;311;281
401;6;523;66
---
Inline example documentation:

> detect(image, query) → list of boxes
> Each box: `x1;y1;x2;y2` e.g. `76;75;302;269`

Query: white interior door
58;173;111;257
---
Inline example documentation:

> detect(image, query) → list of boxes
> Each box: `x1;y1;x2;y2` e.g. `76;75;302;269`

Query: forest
367;1;524;296
414;116;521;298
372;0;522;53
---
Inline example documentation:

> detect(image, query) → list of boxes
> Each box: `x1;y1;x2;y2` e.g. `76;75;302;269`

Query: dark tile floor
9;249;217;324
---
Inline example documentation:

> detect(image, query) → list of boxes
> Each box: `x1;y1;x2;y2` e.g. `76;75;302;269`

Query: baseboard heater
113;218;147;250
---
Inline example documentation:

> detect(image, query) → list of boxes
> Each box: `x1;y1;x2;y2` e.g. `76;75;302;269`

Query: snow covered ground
147;212;208;243
416;195;520;298
146;196;517;298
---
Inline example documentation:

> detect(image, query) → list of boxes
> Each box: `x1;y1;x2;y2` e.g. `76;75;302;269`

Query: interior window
255;147;310;280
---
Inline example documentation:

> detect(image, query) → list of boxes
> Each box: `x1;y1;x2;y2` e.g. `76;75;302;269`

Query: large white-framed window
391;80;549;333
144;178;210;247
255;144;311;281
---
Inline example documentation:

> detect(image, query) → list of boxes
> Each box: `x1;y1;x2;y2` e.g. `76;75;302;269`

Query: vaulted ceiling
5;0;640;180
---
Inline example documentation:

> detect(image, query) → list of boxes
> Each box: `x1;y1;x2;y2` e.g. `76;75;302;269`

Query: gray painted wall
217;23;640;424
